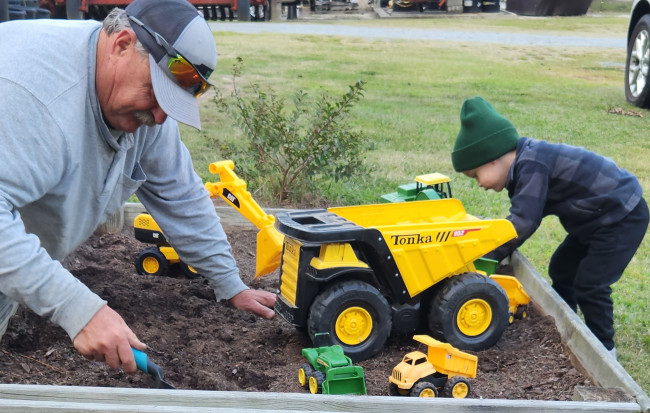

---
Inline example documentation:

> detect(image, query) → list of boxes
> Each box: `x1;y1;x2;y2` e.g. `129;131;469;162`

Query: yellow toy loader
133;160;283;279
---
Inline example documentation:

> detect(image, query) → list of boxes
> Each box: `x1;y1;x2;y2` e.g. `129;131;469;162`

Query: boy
451;96;648;358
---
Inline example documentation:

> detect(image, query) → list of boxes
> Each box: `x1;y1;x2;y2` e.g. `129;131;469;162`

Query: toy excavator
133;160;284;279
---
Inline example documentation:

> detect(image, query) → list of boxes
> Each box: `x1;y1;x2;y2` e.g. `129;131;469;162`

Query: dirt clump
0;230;592;399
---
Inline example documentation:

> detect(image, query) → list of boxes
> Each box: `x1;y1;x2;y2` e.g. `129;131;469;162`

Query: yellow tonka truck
133;160;284;279
389;335;477;398
273;198;530;362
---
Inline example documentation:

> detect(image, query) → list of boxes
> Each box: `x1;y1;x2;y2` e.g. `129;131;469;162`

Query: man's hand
229;289;276;319
73;305;146;373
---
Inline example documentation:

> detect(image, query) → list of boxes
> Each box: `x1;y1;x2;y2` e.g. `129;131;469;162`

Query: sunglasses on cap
128;15;213;98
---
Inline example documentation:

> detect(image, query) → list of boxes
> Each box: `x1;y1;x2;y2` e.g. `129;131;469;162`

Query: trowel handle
132;348;149;373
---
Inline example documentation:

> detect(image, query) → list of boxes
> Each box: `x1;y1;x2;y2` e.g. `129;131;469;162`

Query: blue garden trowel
132;348;175;389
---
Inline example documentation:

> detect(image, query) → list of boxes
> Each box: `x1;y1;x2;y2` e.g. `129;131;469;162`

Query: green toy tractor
298;334;367;395
379;172;452;203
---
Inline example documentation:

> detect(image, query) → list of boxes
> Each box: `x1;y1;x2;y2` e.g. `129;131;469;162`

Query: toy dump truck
299;338;367;395
380;173;453;203
389;335;477;398
133;160;283;279
380;173;530;323
274;198;530;362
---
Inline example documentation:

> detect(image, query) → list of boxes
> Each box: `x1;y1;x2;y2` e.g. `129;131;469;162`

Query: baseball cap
125;0;217;130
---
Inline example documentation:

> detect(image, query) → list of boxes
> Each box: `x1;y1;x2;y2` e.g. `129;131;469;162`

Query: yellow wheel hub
335;306;372;345
419;388;436;397
142;256;160;274
457;298;492;336
309;376;318;394
451;382;469;398
298;368;306;386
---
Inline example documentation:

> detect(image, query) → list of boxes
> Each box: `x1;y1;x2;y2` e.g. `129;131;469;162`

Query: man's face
101;33;168;132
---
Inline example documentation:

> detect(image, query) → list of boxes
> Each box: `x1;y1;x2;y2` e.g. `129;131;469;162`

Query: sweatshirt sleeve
134;121;248;301
0;81;107;340
487;161;548;261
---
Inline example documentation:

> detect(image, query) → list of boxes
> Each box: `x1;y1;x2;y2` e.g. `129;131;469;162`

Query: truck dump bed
413;335;477;378
275;199;517;298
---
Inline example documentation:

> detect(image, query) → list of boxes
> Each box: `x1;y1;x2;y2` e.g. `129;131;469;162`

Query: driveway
209;21;626;49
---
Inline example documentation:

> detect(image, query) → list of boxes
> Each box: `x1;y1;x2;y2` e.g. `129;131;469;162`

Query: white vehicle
626;0;650;107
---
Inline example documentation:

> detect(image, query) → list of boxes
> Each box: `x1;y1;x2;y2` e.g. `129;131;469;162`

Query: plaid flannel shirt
487;137;643;261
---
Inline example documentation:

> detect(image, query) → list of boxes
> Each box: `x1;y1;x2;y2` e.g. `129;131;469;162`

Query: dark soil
0;229;593;400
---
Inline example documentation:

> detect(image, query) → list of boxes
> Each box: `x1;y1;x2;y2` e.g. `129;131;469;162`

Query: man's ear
110;29;137;57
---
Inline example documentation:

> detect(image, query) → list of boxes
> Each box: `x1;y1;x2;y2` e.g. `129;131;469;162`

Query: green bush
213;58;372;204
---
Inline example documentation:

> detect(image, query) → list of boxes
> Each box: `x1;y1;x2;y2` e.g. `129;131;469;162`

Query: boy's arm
487;161;549;261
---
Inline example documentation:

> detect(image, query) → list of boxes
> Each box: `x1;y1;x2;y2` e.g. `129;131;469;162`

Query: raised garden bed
0;203;646;412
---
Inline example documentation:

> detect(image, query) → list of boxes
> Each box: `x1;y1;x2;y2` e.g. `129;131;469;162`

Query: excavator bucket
255;223;284;277
206;160;284;278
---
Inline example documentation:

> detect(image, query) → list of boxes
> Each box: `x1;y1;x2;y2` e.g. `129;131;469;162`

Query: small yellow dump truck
274;198;530;362
389;335;477;398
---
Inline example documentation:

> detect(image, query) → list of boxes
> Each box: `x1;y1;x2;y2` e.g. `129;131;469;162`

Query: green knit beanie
451;96;519;172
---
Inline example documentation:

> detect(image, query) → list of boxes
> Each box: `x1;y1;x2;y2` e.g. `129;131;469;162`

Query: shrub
213;57;371;204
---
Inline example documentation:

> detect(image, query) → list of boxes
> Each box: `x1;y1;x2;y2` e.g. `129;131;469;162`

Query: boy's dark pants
548;198;648;350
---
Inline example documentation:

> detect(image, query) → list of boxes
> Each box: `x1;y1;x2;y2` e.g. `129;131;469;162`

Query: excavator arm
205;160;284;277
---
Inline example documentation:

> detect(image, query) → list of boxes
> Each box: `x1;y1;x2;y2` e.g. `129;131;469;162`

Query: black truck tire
445;376;471;398
626;14;650;108
427;272;509;351
135;247;169;277
298;363;313;388
389;382;409;396
410;381;438;397
307;280;392;362
308;370;325;394
179;262;202;279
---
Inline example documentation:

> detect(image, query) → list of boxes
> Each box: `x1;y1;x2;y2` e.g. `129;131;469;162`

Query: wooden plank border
0;384;642;412
511;252;649;413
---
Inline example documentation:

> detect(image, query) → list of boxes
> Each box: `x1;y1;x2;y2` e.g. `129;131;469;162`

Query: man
0;0;276;374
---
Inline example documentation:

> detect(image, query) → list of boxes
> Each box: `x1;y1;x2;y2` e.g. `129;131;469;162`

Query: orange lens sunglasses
128;15;213;97
167;54;211;97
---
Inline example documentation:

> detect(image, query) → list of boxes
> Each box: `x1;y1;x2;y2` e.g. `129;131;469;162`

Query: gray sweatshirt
0;19;247;340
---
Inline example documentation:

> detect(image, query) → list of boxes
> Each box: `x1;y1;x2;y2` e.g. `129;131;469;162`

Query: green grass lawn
589;0;634;13
181;13;649;395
